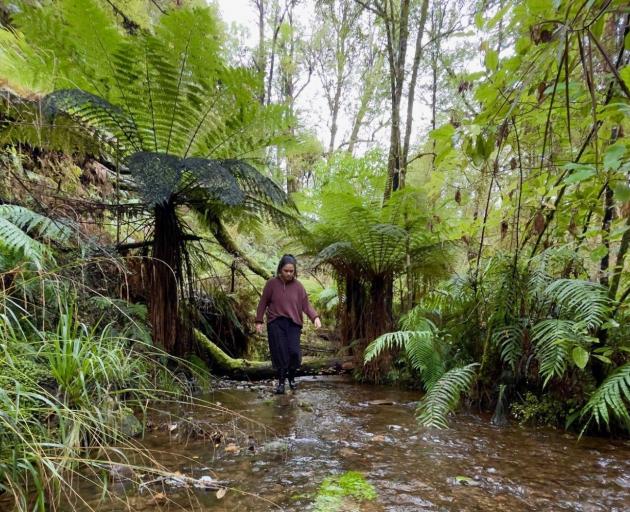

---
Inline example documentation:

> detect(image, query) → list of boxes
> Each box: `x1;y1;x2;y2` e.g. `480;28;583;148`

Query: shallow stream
75;376;630;511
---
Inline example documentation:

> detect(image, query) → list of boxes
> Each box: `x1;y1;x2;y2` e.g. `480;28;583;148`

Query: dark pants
267;316;302;371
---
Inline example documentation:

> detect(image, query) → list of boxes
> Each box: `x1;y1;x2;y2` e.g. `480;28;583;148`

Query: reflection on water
72;376;630;511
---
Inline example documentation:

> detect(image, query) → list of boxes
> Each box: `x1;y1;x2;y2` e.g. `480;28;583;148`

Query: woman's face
280;263;295;282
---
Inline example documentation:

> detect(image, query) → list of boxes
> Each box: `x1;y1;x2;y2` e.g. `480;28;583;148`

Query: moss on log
195;330;353;379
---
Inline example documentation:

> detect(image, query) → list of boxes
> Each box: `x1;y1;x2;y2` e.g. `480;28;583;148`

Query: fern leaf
42;89;141;153
415;364;478;428
581;363;630;429
532;319;574;386
544;279;610;329
364;317;445;390
406;332;445;389
492;324;525;370
0;205;70;268
364;331;421;362
0;216;46;267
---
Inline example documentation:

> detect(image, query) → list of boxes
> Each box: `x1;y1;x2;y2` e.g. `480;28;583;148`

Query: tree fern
581;363;630;430
415;364;479;428
310;189;453;281
5;2;291;220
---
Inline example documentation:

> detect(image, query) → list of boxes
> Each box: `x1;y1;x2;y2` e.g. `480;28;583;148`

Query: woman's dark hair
277;254;298;277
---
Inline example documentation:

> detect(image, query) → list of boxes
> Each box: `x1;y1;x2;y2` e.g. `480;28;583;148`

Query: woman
255;254;321;394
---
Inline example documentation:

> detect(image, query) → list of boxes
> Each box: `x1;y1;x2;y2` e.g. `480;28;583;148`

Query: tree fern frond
581;363;630;430
415;364;478;429
180;158;245;206
42;89;140;152
313;242;362;275
239;197;300;230
0;91;107;156
221;160;291;208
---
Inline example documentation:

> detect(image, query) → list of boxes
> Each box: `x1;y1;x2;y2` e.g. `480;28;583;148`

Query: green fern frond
0;205;69;241
0;205;70;269
220;160;291;208
239;197;300;230
400;306;433;330
544;279;610;329
415;364;478;428
0;216;47;267
364;331;424;363
313;242;362;274
492;324;525;370
406;333;445;390
364;318;445;390
581;363;630;430
42;89;141;153
0;91;108;156
532;319;574;386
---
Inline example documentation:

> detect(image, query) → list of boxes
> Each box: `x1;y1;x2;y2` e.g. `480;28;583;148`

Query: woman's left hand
314;317;322;329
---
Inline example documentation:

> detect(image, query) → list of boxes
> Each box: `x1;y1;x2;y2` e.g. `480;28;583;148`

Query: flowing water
74;376;630;511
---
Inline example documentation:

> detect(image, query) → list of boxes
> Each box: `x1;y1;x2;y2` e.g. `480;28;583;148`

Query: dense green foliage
1;0;297;355
0;0;629;507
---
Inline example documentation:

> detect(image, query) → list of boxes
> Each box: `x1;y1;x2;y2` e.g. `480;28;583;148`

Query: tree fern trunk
341;276;365;343
361;273;394;382
150;202;182;356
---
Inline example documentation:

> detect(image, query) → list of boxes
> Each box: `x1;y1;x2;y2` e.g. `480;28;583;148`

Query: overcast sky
214;0;340;147
211;0;468;153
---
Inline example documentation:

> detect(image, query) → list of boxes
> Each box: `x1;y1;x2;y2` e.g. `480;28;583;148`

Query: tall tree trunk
400;0;430;185
383;0;410;201
328;77;343;156
253;0;266;103
347;52;382;154
599;183;614;287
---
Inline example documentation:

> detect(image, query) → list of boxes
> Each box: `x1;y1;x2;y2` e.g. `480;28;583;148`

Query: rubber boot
274;369;286;394
288;368;297;391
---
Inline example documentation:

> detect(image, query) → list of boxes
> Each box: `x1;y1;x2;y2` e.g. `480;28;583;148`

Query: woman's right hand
255;322;264;335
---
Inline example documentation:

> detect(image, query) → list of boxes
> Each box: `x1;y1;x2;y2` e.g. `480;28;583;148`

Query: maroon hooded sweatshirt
255;277;319;326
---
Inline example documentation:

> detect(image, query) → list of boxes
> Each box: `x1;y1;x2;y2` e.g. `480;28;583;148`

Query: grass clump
0;291;203;511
